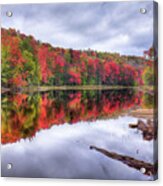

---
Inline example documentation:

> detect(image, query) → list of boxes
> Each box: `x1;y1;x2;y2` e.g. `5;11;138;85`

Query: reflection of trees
1;93;41;144
2;90;142;144
142;93;154;109
90;146;157;177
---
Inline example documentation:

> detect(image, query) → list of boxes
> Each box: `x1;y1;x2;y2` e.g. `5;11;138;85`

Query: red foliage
68;69;81;84
2;28;148;87
38;46;52;83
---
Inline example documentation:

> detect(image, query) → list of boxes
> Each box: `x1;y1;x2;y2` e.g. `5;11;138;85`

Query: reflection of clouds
2;116;154;180
1;1;153;55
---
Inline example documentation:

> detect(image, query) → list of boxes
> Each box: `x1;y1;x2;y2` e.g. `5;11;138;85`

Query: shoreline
1;85;154;94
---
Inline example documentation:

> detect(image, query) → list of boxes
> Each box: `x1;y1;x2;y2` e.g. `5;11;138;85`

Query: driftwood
129;119;157;141
90;145;157;176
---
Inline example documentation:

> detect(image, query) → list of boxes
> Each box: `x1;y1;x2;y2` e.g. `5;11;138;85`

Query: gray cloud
1;1;154;56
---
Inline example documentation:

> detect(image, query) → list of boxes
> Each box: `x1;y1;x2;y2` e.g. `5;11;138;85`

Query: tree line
1;28;154;88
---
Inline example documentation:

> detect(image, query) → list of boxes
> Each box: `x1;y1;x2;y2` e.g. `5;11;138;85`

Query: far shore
1;85;154;94
129;108;155;120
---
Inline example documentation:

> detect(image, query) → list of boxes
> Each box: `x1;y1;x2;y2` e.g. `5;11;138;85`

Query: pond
1;89;156;180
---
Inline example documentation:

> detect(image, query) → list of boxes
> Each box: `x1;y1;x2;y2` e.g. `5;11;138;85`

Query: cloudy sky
1;1;154;56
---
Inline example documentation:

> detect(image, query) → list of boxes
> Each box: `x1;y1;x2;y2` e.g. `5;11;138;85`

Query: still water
1;89;156;180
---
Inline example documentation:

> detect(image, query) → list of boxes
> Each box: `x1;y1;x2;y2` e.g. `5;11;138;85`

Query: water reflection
1;89;156;180
1;116;155;180
2;89;143;144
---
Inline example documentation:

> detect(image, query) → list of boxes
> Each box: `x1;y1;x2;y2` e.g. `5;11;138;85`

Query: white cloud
91;34;130;53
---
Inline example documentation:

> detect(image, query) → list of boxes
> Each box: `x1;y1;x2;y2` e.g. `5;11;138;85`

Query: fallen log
90;145;157;176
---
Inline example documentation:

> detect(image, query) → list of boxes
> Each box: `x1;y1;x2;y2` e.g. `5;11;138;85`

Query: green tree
22;50;41;86
1;46;12;87
143;66;154;85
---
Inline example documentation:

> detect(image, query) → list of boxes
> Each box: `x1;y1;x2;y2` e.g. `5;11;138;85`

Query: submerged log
90;145;157;176
129;123;138;128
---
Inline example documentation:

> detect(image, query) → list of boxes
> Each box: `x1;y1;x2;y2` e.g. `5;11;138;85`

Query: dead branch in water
90;145;157;176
